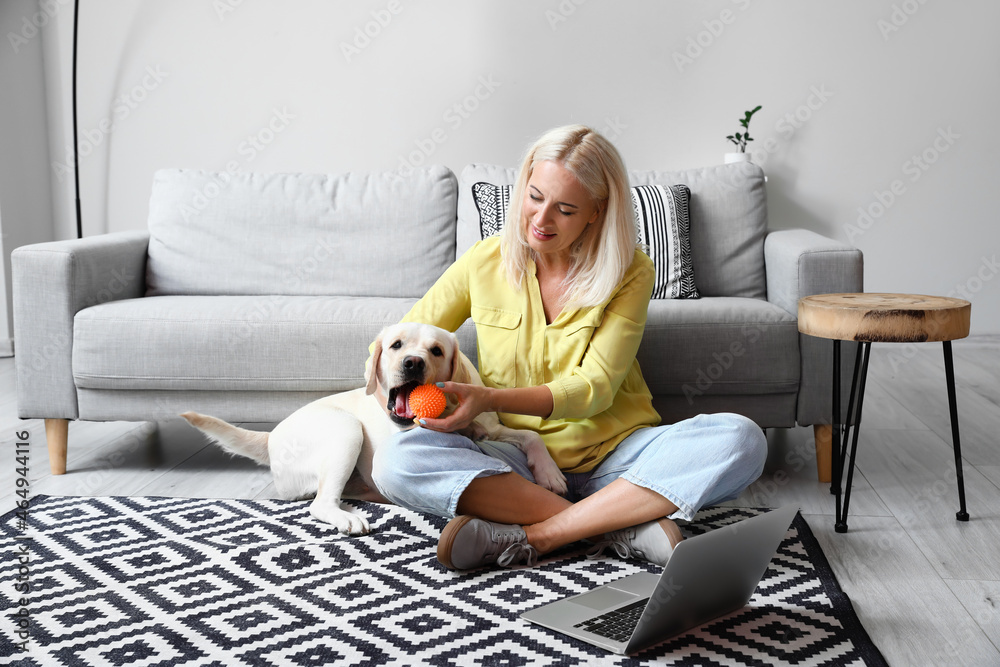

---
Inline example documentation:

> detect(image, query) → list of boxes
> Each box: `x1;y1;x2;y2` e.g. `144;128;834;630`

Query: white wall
28;0;1000;333
0;0;57;355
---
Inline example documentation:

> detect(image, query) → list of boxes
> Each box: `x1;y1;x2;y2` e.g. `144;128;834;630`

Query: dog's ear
452;354;475;385
449;335;477;386
365;330;384;395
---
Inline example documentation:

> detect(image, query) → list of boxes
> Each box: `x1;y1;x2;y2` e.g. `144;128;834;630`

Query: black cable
71;0;82;239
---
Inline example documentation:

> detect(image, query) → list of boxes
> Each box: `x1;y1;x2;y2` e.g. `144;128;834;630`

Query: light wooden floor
3;338;1000;666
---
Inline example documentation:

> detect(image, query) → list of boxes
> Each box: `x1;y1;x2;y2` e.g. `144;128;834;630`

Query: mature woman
371;125;766;570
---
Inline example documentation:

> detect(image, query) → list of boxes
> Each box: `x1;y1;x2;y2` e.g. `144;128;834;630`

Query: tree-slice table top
798;293;971;343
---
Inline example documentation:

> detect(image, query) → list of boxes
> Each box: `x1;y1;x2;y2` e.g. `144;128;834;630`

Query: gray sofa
13;161;862;475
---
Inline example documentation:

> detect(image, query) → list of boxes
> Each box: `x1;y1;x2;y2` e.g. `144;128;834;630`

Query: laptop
521;505;799;655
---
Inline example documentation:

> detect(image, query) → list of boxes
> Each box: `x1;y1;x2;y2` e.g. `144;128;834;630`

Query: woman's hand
418;382;493;433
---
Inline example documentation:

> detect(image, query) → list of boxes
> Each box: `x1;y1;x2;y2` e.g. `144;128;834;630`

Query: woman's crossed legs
372;413;767;569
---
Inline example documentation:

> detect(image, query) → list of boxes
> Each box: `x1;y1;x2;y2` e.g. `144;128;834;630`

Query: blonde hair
500;125;636;309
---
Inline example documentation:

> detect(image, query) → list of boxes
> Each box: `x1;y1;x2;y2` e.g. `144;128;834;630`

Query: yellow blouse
398;236;661;473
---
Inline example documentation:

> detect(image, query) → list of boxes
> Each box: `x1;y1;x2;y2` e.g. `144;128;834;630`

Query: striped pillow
630;184;699;299
471;181;699;300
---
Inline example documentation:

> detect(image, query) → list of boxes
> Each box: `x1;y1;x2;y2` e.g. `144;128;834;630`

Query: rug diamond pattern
2;496;886;666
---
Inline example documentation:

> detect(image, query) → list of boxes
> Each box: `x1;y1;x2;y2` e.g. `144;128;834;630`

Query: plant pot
725;152;751;164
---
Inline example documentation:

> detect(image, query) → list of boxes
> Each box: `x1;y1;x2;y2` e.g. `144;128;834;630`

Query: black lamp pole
71;0;82;239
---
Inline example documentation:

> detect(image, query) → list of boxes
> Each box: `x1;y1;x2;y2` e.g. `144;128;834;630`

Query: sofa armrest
764;229;863;315
12;231;149;419
764;229;863;426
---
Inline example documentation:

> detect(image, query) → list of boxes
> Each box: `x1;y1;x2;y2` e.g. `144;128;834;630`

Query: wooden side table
798;293;972;532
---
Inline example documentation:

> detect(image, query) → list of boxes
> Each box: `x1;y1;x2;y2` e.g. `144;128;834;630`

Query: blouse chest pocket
560;309;606;368
564;309;605;336
471;306;522;388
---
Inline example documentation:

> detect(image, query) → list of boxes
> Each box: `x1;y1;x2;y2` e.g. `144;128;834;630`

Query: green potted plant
725;105;762;163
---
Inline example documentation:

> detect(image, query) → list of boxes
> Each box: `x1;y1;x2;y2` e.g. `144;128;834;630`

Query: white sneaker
586;518;684;566
437;516;539;570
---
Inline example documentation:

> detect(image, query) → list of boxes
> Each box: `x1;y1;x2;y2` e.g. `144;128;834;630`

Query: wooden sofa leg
814;424;832;484
45;419;69;475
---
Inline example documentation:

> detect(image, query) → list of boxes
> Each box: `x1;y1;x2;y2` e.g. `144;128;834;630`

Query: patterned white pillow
471;181;699;299
630;184;699;299
471;182;510;240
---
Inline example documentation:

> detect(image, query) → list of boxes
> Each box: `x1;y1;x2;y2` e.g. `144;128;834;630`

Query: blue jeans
371;413;767;522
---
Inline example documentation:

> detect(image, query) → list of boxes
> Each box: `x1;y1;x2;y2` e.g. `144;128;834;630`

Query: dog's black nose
403;356;425;372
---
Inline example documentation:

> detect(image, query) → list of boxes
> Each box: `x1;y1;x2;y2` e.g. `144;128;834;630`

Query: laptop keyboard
573;598;649;643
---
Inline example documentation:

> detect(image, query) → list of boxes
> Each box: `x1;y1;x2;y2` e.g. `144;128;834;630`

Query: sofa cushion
630;163;767;299
73;296;415;392
146;166;458;298
73;296;479;393
637;297;799;400
458;161;768;299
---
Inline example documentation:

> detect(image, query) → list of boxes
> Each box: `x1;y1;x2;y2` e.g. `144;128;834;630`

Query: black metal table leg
942;340;971;522
837;342;872;533
832;340;842;524
832;342;865;496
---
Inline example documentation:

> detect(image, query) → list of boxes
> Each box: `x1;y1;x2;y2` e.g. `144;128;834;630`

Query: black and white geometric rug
1;496;887;666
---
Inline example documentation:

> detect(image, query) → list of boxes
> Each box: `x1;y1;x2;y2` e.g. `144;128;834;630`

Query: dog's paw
459;422;490;442
528;456;568;496
309;503;371;535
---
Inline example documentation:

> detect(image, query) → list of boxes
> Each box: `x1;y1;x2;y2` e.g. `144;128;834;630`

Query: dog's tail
180;412;270;465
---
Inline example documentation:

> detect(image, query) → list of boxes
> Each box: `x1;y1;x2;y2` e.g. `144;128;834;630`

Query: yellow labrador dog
182;322;566;535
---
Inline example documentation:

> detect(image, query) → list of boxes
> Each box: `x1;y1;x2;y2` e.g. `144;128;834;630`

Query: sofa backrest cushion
457;161;768;299
146;166;458;298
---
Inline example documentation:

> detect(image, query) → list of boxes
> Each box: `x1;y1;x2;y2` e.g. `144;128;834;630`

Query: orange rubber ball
410;383;447;420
